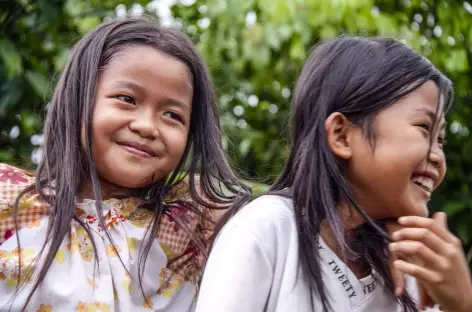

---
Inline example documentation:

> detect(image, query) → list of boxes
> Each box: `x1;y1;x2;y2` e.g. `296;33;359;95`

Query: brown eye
163;111;184;124
115;95;135;105
419;124;430;131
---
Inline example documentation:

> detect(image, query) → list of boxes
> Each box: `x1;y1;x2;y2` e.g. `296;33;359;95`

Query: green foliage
1;0;471;261
171;0;472;262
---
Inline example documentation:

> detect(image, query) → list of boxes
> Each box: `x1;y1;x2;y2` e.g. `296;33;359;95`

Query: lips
411;171;438;194
117;141;156;157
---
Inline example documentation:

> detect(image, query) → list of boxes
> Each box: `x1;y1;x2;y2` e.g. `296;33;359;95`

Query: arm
195;224;273;312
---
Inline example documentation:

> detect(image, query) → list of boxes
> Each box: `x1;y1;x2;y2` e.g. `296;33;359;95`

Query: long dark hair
12;17;250;309
218;37;453;312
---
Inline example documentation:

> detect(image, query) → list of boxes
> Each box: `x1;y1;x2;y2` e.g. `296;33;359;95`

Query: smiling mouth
411;174;434;195
117;142;156;158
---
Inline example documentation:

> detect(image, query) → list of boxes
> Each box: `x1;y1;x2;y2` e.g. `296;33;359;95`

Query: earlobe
325;112;353;160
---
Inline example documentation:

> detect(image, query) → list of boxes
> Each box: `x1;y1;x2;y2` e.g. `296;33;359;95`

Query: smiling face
83;45;193;192
346;81;447;219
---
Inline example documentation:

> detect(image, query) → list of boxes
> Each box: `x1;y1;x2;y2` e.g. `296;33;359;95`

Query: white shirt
196;195;440;312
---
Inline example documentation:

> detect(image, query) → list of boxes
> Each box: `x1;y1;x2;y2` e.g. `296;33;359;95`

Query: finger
389;241;449;272
393;260;443;285
417;282;436;310
398;215;459;246
385;221;404;235
433;211;448;229
388;246;405;296
392;227;450;255
392;266;405;296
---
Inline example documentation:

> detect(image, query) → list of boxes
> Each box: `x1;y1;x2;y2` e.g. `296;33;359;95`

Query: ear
325;112;353;160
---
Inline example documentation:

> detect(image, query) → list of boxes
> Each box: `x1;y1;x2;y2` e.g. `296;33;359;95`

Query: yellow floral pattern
142;296;153;309
26;218;41;228
75;301;111;312
0;247;36;288
157;268;184;298
76;227;94;262
55;249;65;263
105;244;121;257
36;304;52;312
126;237;137;252
68;230;80;253
0;163;214;311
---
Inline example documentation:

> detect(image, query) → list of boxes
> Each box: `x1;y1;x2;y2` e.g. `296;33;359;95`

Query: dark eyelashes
417;124;446;146
113;95;186;124
164;111;184;123
114;94;135;105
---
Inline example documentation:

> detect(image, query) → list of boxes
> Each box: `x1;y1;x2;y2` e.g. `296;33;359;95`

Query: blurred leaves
0;0;471;263
173;0;472;262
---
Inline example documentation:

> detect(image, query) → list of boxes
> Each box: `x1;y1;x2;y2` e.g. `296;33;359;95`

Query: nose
428;143;446;169
128;113;159;139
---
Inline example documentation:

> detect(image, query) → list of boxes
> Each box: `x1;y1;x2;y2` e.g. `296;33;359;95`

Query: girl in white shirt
196;37;472;312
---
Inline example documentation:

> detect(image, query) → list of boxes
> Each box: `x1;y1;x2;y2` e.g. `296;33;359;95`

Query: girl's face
346;81;446;219
83;45;193;190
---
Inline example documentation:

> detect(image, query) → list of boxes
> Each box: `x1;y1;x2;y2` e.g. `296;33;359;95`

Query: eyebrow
161;99;191;113
110;80;191;112
415;108;447;129
110;80;145;94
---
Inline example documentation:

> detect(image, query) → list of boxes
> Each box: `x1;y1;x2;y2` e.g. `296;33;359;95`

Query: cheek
165;126;189;155
436;162;447;187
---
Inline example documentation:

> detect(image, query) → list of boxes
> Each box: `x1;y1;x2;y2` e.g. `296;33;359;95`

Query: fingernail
398;217;407;224
389;243;397;251
392;231;399;240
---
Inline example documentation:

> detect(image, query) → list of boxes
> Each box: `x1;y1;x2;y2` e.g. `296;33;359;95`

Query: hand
386;222;435;309
388;212;472;312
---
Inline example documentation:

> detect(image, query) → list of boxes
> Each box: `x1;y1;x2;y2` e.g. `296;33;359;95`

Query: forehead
381;81;446;124
99;45;193;98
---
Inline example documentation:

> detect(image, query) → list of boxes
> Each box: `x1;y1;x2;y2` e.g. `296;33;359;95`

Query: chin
105;170;157;189
403;205;429;218
116;178;155;189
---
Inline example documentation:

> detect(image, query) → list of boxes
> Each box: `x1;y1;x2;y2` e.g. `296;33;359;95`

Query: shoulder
219;194;296;242
0;164;49;245
206;195;296;275
229;194;294;226
0;163;36;215
0;163;35;186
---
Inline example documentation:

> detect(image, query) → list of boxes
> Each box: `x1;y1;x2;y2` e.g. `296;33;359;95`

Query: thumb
385;221;405;296
391;259;405;296
418;281;436;310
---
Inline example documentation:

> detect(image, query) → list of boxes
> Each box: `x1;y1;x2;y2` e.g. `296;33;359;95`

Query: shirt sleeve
0;163;49;245
195;223;273;312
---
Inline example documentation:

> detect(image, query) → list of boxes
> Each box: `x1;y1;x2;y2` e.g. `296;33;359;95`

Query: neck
77;178;132;202
320;200;371;278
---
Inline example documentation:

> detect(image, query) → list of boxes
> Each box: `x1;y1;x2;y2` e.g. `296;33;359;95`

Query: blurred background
0;0;471;264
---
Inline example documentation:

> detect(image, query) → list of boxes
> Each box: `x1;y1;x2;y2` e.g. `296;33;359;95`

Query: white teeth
412;177;434;192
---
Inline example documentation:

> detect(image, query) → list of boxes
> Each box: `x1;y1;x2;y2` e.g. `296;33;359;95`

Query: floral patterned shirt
0;164;214;312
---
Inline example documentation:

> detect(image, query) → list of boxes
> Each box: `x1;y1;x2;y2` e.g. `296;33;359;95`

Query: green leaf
0;79;23;117
0;40;23;78
0;150;14;162
443;201;463;216
444;49;469;73
25;71;50;98
289;36;305;61
238;138;251;157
